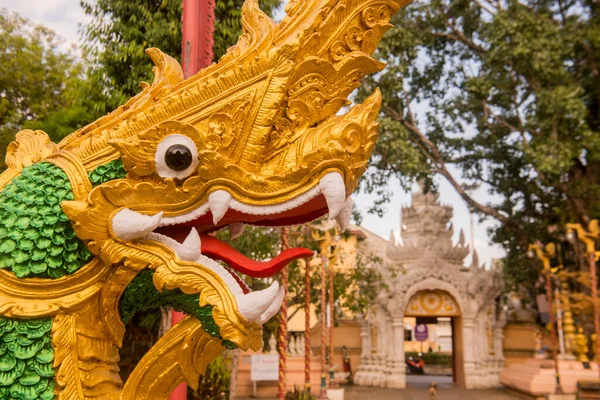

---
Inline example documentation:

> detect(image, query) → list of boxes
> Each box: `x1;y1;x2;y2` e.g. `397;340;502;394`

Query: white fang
229;222;246;240
208;190;232;225
112;209;163;241
259;286;285;324
236;281;280;323
319;172;346;220
335;197;353;232
179;228;202;261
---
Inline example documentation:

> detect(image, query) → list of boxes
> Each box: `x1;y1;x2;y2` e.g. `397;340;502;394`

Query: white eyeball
155;134;199;179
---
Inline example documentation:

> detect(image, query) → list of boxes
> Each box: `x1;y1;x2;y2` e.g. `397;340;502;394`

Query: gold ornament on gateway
0;0;411;398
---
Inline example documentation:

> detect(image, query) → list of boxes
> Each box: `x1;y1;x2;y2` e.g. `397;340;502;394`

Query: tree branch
556;0;566;25
483;102;524;134
582;41;600;78
517;137;591;225
440;16;486;54
432;31;485;54
536;168;591;225
389;101;512;225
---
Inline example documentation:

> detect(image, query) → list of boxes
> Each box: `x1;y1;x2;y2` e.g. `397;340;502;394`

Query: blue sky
0;0;506;266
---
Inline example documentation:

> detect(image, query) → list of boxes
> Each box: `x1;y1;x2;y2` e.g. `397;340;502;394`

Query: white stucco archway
353;188;505;390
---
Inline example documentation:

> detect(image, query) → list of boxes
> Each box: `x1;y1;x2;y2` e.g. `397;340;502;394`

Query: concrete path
406;374;454;387
238;381;522;400
343;385;522;400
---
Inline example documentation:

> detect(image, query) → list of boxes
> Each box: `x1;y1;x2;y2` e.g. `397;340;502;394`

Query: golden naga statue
0;0;409;398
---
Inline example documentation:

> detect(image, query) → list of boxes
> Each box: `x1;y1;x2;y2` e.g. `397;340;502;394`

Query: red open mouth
112;175;351;324
153;194;329;279
156;229;314;278
144;196;324;325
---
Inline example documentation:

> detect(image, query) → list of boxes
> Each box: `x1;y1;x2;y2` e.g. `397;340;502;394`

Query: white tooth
208;190;232;225
229;223;246;240
259;286;286;324
237;281;280;322
179;228;201;261
231;283;243;297
319;172;346;220
335;197;353;232
112;209;163;241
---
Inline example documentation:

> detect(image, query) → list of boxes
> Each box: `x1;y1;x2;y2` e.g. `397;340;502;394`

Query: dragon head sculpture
0;0;409;398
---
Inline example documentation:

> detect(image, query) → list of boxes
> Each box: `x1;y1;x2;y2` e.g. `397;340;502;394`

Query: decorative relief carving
405;290;460;317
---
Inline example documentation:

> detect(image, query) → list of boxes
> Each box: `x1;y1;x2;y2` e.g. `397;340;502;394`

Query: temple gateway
353;187;506;389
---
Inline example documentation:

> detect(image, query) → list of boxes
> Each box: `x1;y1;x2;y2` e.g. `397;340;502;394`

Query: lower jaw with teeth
145;229;285;325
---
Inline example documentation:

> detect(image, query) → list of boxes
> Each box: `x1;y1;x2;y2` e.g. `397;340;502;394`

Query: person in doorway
429;382;437;400
342;345;352;383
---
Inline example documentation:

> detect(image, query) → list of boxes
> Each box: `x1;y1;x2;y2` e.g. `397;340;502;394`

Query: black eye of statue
164;144;193;171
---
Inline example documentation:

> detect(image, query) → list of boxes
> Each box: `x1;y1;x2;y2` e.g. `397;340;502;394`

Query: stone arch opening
353;186;506;391
404;289;465;387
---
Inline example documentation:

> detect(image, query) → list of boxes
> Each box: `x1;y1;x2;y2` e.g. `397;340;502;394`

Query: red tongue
199;234;314;278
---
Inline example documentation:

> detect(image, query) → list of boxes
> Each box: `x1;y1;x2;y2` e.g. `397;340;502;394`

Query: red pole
304;259;311;393
319;256;328;399
278;228;290;399
171;1;215;399
544;266;562;394
588;252;600;378
181;0;215;77
329;261;335;388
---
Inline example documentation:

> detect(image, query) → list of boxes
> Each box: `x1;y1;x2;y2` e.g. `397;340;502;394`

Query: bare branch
556;0;567;25
582;41;600;77
441;17;486;53
385;105;512;224
483;103;523;134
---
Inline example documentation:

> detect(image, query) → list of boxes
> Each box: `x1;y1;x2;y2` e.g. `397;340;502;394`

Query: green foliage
285;386;316;400
282;225;391;334
0;162;92;278
358;0;600;291
0;317;55;400
189;355;231;400
120;270;236;349
0;10;93;170
405;351;451;366
216;226;284;345
340;252;395;316
286;250;390;320
215;224;388;346
80;0;281;114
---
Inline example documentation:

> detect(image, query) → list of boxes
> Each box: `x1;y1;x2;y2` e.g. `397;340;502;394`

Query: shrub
405;351;452;366
285;386;316;400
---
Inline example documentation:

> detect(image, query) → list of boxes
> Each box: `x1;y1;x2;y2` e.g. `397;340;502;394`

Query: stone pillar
354;318;371;385
379;316;394;387
386;317;406;389
462;317;477;389
491;317;506;387
371;308;387;387
495;309;507;361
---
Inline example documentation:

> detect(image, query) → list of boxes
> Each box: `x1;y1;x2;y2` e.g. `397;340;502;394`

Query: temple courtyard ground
342;384;521;400
239;375;522;400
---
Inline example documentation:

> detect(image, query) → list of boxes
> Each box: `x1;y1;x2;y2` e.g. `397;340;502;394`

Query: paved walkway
343;385;521;400
239;379;522;400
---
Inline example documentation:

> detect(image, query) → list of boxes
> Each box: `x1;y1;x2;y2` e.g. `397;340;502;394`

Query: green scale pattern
120;270;236;350
88;159;127;187
0;318;54;400
0;162;91;278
